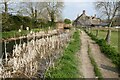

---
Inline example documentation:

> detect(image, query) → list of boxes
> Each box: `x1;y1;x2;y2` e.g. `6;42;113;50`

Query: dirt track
78;31;95;78
78;31;119;78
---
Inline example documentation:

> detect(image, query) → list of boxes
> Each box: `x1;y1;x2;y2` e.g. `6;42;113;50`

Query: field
0;28;41;39
91;29;118;52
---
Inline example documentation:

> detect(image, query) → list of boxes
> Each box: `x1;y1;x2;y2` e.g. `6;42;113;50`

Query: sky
0;0;97;21
62;2;96;20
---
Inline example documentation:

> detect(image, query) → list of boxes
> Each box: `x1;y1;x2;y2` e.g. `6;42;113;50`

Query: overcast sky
62;2;97;20
0;0;98;20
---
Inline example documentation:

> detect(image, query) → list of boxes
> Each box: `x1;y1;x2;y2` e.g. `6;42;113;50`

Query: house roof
74;10;101;26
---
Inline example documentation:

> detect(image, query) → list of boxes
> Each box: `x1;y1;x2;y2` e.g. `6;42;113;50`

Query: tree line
0;1;64;31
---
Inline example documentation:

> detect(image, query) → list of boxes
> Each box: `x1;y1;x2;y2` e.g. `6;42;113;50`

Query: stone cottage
73;10;101;27
56;21;72;30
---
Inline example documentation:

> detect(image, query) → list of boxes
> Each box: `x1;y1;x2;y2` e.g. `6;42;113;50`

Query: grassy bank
91;30;118;52
85;29;120;71
88;44;103;80
45;30;80;78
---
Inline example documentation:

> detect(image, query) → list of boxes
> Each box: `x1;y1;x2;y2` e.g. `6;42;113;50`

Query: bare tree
0;0;9;23
17;2;47;29
95;0;120;44
43;2;64;22
0;0;9;14
18;1;64;22
18;2;45;19
0;0;18;22
0;0;18;15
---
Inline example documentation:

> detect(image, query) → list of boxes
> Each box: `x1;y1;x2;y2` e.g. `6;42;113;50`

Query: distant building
73;10;101;27
56;21;64;29
56;21;72;30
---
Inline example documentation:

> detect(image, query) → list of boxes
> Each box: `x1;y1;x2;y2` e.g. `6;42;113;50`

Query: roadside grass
85;29;120;73
0;28;41;39
91;30;118;52
88;43;103;80
45;30;81;78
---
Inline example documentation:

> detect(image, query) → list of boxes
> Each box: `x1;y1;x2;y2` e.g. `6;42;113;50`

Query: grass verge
84;29;120;75
45;30;80;78
88;44;103;80
91;30;118;52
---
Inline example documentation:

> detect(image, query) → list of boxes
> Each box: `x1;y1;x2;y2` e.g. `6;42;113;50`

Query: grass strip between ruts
88;43;103;80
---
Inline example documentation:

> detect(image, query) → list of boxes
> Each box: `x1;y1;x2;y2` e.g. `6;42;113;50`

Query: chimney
83;10;85;14
77;14;79;17
94;14;96;18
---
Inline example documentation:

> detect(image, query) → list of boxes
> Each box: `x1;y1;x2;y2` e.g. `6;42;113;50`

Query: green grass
85;29;120;70
45;30;81;78
91;30;118;52
31;28;41;32
0;28;41;39
88;44;103;80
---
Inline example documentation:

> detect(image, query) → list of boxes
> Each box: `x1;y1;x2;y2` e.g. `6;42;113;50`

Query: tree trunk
88;27;90;33
4;2;8;15
35;9;37;19
4;2;8;22
105;20;112;44
51;13;54;23
96;29;99;37
105;29;111;44
90;27;92;33
105;5;118;44
31;7;34;19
